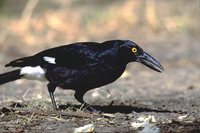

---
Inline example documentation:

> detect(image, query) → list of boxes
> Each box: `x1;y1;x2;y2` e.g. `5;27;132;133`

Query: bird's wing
50;44;100;69
5;43;101;69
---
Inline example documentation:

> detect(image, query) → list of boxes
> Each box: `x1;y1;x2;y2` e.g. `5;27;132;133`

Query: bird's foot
81;103;101;113
86;106;101;113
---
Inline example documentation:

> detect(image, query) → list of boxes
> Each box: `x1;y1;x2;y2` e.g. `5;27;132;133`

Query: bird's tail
0;69;22;85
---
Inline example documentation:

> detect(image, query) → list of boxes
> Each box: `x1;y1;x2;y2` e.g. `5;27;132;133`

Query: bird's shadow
8;102;178;114
58;104;173;114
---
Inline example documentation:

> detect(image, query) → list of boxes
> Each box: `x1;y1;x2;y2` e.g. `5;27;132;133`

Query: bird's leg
74;91;99;113
47;83;57;110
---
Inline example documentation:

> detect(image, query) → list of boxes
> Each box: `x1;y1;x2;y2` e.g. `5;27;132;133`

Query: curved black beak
137;52;164;72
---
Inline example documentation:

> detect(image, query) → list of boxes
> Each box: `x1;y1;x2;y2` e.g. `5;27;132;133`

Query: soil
0;39;200;133
0;0;200;132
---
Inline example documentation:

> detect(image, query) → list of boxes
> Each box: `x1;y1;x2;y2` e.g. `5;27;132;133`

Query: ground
0;39;200;132
0;0;200;132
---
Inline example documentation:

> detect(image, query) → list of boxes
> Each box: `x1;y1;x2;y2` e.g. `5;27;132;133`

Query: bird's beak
137;52;164;72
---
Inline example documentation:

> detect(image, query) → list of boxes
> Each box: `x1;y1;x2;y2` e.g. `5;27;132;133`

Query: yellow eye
132;47;137;53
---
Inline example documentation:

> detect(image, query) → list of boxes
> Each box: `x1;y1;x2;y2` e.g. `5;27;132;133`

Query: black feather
5;56;35;67
0;69;22;85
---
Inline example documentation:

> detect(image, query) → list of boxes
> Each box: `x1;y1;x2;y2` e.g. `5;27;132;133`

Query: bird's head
118;40;164;72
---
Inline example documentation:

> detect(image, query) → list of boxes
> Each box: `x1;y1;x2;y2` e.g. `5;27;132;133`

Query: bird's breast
47;64;126;90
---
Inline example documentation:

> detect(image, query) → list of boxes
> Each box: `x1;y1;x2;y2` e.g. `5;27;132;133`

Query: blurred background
0;0;200;107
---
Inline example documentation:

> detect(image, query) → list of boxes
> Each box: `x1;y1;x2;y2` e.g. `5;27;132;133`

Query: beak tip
156;68;164;73
156;65;164;73
159;66;164;73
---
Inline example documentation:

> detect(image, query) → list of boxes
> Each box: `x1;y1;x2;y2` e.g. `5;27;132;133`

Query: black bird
0;40;164;111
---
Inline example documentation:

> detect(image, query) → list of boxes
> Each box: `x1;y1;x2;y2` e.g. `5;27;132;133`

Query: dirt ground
0;38;200;132
0;0;200;132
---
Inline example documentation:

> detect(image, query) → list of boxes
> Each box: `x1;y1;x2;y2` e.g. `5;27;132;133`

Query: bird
0;40;164;112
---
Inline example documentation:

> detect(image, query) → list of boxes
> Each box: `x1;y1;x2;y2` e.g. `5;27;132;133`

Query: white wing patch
43;56;56;64
20;66;47;81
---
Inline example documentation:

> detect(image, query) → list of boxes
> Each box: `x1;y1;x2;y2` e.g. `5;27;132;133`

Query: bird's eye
132;47;137;53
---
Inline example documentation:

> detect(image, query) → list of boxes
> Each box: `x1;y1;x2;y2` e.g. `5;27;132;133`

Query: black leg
47;83;57;110
74;91;100;113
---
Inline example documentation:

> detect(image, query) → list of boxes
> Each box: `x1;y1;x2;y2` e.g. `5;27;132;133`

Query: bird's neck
98;47;130;66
